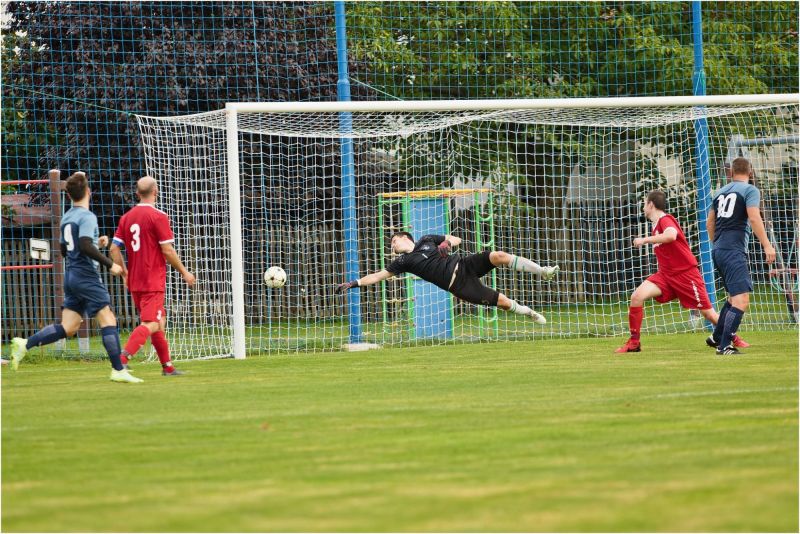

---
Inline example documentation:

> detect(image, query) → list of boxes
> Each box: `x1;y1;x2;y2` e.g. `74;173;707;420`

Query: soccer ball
264;266;287;288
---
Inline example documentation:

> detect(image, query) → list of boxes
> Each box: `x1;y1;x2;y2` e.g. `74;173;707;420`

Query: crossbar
227;94;799;114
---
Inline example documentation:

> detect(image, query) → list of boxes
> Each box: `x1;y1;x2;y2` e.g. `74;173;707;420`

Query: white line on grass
643;386;798;400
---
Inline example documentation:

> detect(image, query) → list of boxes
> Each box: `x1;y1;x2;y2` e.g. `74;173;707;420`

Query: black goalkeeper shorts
450;251;500;307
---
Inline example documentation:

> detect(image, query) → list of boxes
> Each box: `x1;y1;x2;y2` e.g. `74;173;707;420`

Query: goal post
136;94;799;359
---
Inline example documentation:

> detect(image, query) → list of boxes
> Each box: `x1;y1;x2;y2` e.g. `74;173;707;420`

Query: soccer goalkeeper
336;232;558;323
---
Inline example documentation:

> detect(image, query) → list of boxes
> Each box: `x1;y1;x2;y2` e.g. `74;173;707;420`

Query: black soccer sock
26;324;67;350
101;326;124;371
712;301;732;343
719;306;744;350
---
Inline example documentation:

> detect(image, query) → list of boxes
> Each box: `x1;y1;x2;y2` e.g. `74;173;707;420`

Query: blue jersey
711;181;760;251
60;206;101;280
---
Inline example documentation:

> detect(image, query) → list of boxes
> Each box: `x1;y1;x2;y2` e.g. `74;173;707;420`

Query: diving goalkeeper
336;232;559;324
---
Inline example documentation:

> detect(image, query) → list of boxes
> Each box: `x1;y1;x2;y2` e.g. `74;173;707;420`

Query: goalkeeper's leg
452;278;547;324
497;294;546;324
490;251;559;280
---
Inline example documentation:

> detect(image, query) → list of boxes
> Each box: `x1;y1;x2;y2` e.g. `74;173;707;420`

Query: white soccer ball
264;266;287;288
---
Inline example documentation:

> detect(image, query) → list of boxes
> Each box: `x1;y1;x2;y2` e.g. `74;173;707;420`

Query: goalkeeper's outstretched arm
336;269;394;293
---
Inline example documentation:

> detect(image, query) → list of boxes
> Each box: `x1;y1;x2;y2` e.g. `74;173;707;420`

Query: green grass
2;332;797;532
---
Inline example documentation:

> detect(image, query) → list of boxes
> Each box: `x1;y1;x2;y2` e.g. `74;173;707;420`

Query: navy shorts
62;271;112;317
712;248;753;297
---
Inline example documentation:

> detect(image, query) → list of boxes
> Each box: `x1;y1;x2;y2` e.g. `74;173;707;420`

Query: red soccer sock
151;331;172;368
629;306;644;341
123;325;152;358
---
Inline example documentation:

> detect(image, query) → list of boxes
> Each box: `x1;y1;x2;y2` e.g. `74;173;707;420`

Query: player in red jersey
110;176;196;374
615;190;748;353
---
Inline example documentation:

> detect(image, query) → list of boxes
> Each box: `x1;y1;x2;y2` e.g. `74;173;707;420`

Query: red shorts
647;269;712;310
131;291;166;323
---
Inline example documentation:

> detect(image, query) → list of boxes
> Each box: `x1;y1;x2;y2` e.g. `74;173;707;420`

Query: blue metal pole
691;0;718;319
334;0;362;343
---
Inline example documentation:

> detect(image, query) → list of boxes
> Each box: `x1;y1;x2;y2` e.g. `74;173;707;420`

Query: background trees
1;1;796;223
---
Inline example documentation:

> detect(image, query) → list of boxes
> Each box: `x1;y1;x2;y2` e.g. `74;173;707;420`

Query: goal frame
219;93;798;358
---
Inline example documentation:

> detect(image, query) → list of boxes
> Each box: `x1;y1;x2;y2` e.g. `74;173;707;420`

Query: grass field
2;331;797;532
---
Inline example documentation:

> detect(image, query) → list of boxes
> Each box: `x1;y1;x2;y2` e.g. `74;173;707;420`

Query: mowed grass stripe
2;331;797;532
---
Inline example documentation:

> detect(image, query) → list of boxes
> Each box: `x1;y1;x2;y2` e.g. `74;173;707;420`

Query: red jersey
652;213;698;275
113;204;174;292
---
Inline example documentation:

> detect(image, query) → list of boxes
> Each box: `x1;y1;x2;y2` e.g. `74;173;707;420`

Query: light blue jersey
711;181;760;251
60;206;101;280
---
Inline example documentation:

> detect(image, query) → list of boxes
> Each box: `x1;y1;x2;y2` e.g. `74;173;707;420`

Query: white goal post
136;94;799;360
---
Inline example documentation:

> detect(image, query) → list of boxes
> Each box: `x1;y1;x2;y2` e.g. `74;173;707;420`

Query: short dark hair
646;190;667;211
65;172;88;202
391;231;414;242
730;157;752;177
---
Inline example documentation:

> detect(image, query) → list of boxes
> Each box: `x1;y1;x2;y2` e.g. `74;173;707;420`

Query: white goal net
136;96;799;359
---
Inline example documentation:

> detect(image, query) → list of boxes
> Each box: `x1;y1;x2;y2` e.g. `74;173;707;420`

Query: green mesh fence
1;1;797;354
346;2;798;100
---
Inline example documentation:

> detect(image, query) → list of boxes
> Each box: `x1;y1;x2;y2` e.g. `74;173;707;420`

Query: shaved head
136;176;157;199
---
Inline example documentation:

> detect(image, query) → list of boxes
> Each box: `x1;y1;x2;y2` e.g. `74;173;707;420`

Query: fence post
48;169;67;351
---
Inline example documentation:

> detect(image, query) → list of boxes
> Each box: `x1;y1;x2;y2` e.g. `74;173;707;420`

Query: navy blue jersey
711;181;760;251
60;206;101;280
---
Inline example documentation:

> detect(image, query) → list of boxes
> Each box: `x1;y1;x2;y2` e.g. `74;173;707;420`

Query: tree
2;1;368;229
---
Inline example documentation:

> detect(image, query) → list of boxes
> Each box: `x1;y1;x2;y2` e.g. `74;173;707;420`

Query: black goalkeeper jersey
385;234;460;291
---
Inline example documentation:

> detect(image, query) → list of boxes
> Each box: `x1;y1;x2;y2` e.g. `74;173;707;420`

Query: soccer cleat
706;334;750;349
162;367;185;376
614;339;641;353
542;265;560;281
732;335;750;348
122;364;133;372
110;369;144;383
529;310;547;324
716;345;742;355
10;338;28;371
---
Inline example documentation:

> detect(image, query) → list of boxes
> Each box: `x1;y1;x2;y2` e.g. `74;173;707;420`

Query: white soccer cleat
10;338;28;371
542;265;560;281
530;310;547;324
110;369;144;384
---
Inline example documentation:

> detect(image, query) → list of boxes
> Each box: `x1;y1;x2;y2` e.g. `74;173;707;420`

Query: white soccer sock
507;254;544;275
507;299;533;316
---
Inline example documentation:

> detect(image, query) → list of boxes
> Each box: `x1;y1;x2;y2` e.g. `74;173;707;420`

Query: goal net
135;96;799;359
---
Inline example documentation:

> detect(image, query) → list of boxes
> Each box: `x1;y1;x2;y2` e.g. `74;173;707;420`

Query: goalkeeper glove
437;240;451;258
336;280;359;294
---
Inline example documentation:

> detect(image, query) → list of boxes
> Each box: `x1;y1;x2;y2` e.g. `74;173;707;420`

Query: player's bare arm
444;235;462;247
633;227;677;248
160;243;196;287
437;234;462;257
746;206;776;263
336;269;394;293
109;243;127;274
706;208;716;241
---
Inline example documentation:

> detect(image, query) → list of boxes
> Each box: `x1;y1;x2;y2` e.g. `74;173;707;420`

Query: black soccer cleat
706;335;718;348
716;346;742;355
162;368;185;376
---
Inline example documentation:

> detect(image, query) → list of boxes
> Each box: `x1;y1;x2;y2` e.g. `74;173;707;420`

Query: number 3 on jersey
716;193;737;218
130;223;141;251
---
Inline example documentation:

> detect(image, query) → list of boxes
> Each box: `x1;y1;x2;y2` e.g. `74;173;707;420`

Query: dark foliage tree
3;1;371;229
